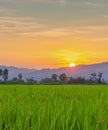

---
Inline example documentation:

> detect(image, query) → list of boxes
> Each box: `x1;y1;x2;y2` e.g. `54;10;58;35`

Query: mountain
0;62;108;81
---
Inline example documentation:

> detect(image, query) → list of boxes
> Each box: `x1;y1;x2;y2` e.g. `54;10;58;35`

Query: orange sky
0;0;108;69
0;36;108;69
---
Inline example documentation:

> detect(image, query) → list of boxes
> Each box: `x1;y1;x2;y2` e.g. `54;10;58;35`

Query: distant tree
0;69;3;83
18;73;23;80
26;77;37;85
39;78;52;84
12;77;19;84
0;69;2;76
8;77;25;84
90;73;97;84
68;77;86;84
3;69;8;82
90;73;97;80
98;72;103;84
68;77;74;84
52;74;58;82
59;73;68;84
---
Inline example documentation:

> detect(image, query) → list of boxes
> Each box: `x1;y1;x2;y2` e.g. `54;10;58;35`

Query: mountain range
0;62;108;82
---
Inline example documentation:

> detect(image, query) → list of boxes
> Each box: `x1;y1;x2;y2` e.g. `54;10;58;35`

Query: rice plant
0;85;108;130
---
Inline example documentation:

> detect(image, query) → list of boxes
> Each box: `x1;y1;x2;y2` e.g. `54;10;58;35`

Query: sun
69;63;75;67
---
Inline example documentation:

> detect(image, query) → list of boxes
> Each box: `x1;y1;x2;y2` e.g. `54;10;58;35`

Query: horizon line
0;61;108;70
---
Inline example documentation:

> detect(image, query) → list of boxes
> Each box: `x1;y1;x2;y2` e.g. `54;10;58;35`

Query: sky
0;0;108;69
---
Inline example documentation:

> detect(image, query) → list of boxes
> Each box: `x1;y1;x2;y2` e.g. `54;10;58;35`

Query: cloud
102;15;108;19
0;0;63;3
72;25;108;39
0;17;45;36
58;0;65;4
83;1;104;7
0;0;106;8
0;16;71;38
19;28;71;38
0;16;108;39
0;7;15;16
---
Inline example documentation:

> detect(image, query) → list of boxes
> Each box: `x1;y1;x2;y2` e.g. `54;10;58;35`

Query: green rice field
0;85;108;130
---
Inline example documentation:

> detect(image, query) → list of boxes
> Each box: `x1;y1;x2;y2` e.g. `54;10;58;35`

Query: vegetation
0;68;106;85
0;85;108;130
0;69;8;83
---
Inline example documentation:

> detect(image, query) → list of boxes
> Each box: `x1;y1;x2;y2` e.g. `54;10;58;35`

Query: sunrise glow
69;63;75;67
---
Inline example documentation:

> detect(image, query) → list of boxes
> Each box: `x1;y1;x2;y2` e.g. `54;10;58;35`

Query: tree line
39;72;106;85
0;68;106;85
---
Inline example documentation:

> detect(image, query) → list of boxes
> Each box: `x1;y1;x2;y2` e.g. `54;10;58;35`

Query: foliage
59;73;68;84
68;77;86;84
7;77;25;84
18;73;23;80
51;74;58;82
0;68;106;85
0;69;9;82
26;78;38;85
